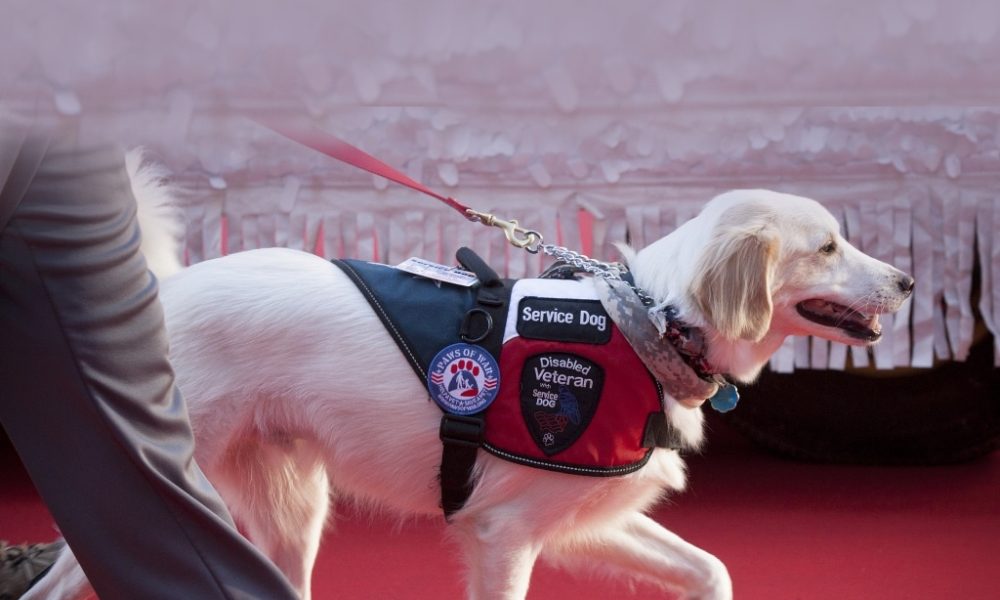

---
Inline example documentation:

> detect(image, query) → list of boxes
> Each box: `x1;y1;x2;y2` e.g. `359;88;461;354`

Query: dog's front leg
450;515;542;600
544;512;732;600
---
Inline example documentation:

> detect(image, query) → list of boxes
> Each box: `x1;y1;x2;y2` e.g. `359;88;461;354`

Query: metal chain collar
468;208;656;306
535;242;657;306
535;243;625;278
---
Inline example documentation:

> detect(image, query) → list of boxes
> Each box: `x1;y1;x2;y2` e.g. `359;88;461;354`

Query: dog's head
687;190;913;347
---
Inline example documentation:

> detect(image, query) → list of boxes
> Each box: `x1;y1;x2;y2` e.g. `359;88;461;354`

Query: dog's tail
613;241;637;266
126;148;184;280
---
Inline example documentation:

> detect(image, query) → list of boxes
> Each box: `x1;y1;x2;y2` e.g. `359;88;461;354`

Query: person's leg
0;133;298;600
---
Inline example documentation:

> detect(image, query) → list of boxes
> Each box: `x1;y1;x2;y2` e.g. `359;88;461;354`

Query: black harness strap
438;247;512;519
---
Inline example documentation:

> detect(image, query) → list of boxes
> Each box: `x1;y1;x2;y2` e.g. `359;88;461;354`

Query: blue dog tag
709;383;740;413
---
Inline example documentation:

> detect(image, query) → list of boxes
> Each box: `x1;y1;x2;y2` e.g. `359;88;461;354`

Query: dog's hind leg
211;437;331;600
542;512;732;600
20;543;93;600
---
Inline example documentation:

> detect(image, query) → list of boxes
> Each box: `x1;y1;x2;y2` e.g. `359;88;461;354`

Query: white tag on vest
396;257;478;287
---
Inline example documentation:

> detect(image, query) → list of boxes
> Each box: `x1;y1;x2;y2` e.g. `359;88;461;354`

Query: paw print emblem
542;432;555;446
428;343;500;416
447;359;481;398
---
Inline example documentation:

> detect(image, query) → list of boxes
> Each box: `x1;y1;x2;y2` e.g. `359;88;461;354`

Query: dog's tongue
800;299;880;331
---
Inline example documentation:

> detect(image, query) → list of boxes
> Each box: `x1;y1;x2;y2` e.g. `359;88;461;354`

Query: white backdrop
3;0;998;370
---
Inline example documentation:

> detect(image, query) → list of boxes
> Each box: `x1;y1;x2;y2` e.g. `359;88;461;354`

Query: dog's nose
897;275;915;295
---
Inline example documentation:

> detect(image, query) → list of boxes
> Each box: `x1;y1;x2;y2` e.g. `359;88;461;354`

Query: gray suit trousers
0;120;298;599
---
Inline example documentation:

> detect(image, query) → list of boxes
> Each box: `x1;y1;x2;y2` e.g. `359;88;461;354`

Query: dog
28;181;914;600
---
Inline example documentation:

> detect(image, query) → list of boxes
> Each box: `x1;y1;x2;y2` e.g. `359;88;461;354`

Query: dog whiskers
832;291;880;329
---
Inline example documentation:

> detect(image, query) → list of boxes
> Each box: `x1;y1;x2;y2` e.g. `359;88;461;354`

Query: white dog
29;186;913;600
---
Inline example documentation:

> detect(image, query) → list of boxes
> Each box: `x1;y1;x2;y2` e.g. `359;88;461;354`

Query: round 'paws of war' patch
427;343;500;415
521;353;604;455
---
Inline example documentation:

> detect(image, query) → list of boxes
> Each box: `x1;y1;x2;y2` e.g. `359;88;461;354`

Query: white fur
127;148;184;281
29;187;911;600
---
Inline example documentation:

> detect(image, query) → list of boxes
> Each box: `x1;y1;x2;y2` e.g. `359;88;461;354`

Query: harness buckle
440;414;485;448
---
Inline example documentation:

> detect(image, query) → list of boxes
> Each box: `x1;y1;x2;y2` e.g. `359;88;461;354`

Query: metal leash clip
465;209;543;252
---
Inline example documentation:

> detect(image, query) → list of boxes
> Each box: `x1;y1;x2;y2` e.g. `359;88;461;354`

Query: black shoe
0;540;65;600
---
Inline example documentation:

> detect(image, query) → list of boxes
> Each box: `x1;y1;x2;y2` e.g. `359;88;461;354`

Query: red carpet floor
2;416;997;599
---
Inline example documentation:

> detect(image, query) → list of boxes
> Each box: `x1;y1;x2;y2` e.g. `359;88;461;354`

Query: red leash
254;118;543;250
258;119;473;218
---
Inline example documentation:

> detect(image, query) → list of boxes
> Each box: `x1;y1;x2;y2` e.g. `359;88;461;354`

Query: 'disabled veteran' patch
521;353;604;455
428;343;500;415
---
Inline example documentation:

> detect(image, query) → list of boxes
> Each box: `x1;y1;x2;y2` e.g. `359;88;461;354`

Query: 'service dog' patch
516;297;611;345
521;353;604;455
428;343;500;415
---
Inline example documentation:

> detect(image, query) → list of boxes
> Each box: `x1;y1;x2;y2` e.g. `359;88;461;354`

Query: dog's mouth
795;299;882;342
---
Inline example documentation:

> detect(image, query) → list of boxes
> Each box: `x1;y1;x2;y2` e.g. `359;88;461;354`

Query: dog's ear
693;228;776;342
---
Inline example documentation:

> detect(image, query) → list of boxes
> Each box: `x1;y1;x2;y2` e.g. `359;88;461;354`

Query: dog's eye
820;241;837;255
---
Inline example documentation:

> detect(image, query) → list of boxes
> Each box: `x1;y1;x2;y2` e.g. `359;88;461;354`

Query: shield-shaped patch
521;352;605;455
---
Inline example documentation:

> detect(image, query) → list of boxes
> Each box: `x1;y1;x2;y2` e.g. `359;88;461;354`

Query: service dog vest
333;258;669;477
